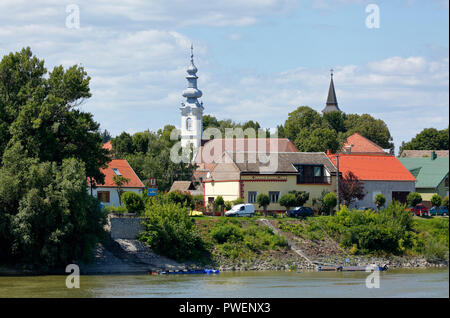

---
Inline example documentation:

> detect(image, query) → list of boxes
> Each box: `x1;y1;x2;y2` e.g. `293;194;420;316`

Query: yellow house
203;152;338;213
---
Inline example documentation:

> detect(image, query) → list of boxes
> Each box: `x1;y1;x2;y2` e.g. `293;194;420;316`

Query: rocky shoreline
1;238;448;276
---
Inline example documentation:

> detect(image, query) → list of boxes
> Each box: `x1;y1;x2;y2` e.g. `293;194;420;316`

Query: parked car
410;205;429;216
286;206;314;218
225;204;255;217
430;206;448;216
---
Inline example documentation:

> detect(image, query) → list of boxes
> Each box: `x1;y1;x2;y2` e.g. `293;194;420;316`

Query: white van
225;204;255;217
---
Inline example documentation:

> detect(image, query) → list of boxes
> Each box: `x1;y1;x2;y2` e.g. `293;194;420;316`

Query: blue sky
0;0;448;153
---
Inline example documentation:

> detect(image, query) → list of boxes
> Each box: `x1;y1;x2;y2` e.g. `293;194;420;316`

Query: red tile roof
94;159;145;188
102;141;112;151
342;132;387;154
327;153;416;181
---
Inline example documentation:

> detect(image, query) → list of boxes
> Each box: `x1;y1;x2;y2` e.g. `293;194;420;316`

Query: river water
0;268;448;298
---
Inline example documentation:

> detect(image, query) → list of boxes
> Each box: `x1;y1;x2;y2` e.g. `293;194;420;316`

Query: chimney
431;151;437;160
326;149;332;155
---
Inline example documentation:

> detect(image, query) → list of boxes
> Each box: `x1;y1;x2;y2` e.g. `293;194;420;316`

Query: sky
0;0;448;154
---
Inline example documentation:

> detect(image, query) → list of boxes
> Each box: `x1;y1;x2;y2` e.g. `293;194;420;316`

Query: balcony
297;176;331;185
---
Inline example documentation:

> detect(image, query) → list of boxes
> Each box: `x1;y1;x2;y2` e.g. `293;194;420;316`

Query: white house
89;158;145;207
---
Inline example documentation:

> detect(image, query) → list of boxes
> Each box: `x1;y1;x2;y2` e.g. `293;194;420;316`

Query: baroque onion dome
182;44;203;105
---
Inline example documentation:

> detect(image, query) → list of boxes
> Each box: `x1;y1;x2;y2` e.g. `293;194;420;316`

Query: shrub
121;191;145;214
288;190;310;206
279;193;297;212
323;192;337;214
211;223;243;244
233;198;244;205
193;194;204;207
430;194;442;208
442;196;449;209
407;192;422;207
167;190;194;209
374;193;386;210
224;201;232;211
256;193;270;217
140;201;204;261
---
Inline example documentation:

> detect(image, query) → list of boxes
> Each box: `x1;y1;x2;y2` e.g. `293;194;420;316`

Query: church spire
182;44;203;105
322;69;341;114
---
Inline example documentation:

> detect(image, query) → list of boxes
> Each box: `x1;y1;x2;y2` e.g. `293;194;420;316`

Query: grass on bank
277;202;449;261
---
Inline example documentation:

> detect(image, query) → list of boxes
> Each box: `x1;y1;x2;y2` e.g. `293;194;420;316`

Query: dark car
430;206;448;216
286;206;314;218
410;205;429;216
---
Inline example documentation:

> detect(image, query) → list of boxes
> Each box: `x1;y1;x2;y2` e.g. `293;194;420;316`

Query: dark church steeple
322;69;341;114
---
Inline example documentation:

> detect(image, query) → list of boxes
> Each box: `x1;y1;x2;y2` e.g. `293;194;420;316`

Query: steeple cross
330;68;334;77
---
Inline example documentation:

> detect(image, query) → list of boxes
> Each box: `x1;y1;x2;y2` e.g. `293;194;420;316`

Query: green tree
374;193;386;210
312;190;331;215
215;195;225;216
407;192;422;207
112;132;134;157
121;191;145;214
323;192;338;215
284;106;323;142
113;175;130;206
294;127;340;152
400;127;449;154
288;190;310;207
431;194;442;210
343;114;394;150
442;196;449;209
279;193;297;213
140;201;204;261
256;193;271;217
168;190;194;209
0;48;110;184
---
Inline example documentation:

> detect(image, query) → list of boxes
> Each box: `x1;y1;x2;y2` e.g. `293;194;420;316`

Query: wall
204;180;240;203
90;187;143;207
350;180;415;209
108;216;145;239
204;174;337;212
241;174;337;212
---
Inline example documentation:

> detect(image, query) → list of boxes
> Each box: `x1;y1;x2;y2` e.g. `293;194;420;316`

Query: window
248;191;257;203
186;118;193;131
112;168;121;175
294;164;330;184
445;174;449;187
269;191;280;203
97;191;110;203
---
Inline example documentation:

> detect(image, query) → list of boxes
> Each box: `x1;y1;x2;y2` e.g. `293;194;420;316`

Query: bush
233;198;244;205
323;192;337;214
121;191;145;214
430;194;442;208
140;201;204;261
224;201;232;211
442;196;449;209
374;193;386;210
279;193;297;211
167;190;194;209
211;223;243;244
407;192;422;207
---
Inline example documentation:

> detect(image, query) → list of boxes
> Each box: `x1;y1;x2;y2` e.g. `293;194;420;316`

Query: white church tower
180;44;203;157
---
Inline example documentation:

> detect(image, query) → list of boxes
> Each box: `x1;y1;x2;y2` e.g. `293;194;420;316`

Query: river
0;268;448;298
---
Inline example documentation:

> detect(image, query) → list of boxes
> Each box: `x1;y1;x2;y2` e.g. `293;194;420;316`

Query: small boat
158;269;220;275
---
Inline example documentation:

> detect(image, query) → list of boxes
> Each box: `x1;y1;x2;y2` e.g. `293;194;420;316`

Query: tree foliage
0;48;108;267
407;192;423;207
111;127;196;191
400;127;449;154
279;193;297;212
374;193;386;210
323;192;338;214
280;106;394;152
256;193;271;217
339;171;366;207
121;191;145;214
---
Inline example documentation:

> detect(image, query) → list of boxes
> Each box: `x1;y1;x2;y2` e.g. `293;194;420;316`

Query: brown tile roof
217;152;337;175
195;138;298;164
169;181;203;195
399;150;449;158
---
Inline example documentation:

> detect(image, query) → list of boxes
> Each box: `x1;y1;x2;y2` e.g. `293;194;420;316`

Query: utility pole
335;154;340;213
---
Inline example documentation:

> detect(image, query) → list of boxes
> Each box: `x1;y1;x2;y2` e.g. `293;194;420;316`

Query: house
169;180;203;196
203;151;338;213
327;153;416;209
342;132;390;155
399;152;449;203
89;159;145;207
399;150;449;158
